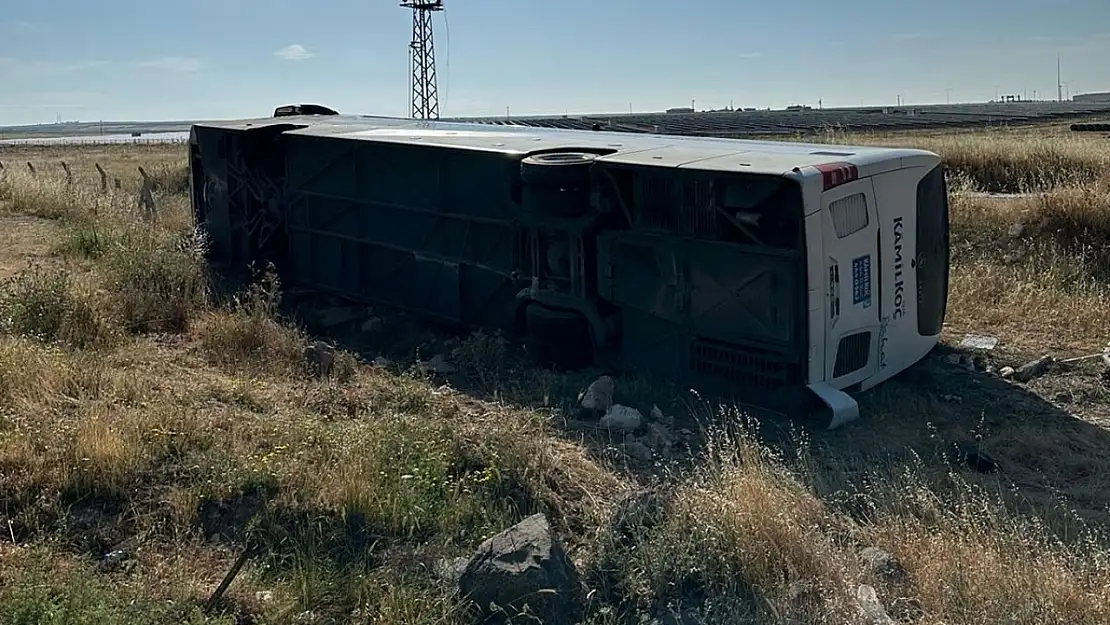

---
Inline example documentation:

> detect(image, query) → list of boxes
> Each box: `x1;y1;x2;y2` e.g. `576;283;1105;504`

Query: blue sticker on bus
852;255;872;309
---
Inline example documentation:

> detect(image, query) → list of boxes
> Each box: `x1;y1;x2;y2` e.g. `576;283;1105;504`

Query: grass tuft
0;262;118;350
198;269;309;377
99;225;209;334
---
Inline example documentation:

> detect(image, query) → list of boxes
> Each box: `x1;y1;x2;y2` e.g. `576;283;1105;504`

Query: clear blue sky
1;0;1108;125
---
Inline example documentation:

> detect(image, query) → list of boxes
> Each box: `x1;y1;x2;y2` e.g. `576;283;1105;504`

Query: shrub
99;227;209;334
0;263;117;350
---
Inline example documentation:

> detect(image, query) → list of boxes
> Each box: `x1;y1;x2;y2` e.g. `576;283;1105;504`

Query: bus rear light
815;162;859;190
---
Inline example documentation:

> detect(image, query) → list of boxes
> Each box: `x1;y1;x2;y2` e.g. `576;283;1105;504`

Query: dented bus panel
188;113;949;427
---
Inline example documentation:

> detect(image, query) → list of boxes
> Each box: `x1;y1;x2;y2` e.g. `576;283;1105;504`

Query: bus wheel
523;303;593;371
520;151;596;189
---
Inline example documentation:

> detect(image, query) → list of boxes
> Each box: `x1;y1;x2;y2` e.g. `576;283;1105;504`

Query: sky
1;0;1109;126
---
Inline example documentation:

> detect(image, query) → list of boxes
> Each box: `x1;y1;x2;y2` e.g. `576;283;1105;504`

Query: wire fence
0;132;190;147
0;157;183;221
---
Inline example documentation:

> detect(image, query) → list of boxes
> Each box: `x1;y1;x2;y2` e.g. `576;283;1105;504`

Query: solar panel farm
3;96;1110;625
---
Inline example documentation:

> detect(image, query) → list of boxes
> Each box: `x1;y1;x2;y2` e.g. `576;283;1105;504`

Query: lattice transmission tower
402;1;444;120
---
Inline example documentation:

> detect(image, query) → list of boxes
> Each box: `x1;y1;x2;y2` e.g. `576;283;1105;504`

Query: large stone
1013;355;1053;382
317;306;360;328
600;404;643;432
579;376;615;413
302;341;336;378
458;514;584;625
623;439;654;464
856;584;896;625
418;354;456;374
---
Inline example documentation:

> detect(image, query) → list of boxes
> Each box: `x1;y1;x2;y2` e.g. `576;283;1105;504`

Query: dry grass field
2;125;1110;625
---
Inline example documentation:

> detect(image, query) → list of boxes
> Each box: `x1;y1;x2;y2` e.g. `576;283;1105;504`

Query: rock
361;317;383;333
944;353;962;366
650;404;674;427
254;590;274;604
623;440;654;464
1007;223;1025;238
856;584;896;625
458;514;584;625
643;422;675;456
859;547;908;585
302;341;336;377
1013;355;1053;382
418;354;456;374
579;376;615;413
999;366;1016;378
372;356;392;368
940;394;963;404
600;405;643;432
435;556;470;586
318;307;359;328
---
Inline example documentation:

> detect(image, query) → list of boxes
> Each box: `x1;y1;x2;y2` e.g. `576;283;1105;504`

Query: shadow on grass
271;286;1110;546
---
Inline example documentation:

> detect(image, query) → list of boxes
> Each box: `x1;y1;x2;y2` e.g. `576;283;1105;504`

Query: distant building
1073;92;1110;103
666;107;695;114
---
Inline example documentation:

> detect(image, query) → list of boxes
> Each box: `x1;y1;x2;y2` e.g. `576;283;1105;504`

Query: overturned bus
188;112;949;428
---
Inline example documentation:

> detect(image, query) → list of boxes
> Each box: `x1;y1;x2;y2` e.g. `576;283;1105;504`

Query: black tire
523;304;594;370
520;152;597;189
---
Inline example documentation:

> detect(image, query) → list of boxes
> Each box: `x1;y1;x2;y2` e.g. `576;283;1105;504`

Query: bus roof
194;114;939;177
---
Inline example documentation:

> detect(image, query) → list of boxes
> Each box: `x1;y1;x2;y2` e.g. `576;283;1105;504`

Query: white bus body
189;115;950;428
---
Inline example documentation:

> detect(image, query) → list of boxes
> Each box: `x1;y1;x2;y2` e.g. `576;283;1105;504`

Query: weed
99;226;209;334
0;263;117;349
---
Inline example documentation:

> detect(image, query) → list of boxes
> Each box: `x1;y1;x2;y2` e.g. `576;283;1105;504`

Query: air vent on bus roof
829;192;869;238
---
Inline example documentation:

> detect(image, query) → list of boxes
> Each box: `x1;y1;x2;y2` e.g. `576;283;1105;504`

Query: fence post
0;161;5;171
60;162;73;185
137;166;156;221
95;163;108;193
26;162;35;175
115;178;122;191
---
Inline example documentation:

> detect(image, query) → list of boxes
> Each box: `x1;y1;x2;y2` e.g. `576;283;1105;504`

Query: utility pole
402;1;444;120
